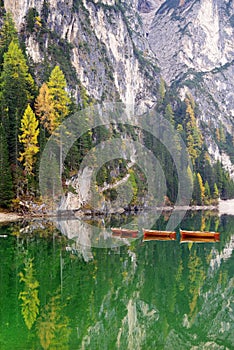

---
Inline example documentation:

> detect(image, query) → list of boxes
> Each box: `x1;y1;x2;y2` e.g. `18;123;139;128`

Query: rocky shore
0;212;22;223
0;199;233;223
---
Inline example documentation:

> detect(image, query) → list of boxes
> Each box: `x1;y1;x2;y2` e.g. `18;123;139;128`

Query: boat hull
180;230;220;241
143;230;176;240
180;237;220;243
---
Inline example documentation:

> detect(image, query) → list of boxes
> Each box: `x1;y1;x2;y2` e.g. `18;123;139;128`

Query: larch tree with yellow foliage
34;82;54;133
18;104;39;176
35;66;71;135
35;66;71;178
47;65;71;130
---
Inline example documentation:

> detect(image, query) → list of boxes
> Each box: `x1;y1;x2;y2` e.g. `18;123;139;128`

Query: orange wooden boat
180;229;220;241
143;229;176;240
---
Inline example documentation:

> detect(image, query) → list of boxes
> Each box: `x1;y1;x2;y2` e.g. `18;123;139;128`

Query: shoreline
0;199;233;223
0;212;22;223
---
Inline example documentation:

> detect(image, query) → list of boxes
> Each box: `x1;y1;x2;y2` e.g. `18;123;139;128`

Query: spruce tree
184;95;202;165
164;103;174;126
204;180;211;204
0;123;13;207
0;41;36;169
213;183;219;201
0;12;18;68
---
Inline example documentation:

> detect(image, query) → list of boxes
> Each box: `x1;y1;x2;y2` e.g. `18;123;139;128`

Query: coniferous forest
0;12;234;210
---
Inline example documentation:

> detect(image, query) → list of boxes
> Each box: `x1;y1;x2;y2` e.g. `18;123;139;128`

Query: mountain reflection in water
0;211;233;349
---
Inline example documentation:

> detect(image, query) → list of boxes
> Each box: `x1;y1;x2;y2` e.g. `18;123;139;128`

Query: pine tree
204;180;211;204
18;105;39;175
0;41;36;168
0;12;18;68
0;123;13;207
164;103;174;126
213;161;224;196
184;95;202;165
79;85;91;109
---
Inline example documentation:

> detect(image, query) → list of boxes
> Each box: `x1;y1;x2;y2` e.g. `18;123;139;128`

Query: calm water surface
0;211;233;349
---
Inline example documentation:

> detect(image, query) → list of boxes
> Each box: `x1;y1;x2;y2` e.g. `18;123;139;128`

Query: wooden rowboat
180;229;220;241
143;229;176;240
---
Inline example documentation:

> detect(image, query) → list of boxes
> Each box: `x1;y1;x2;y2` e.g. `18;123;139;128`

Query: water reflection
0;211;233;349
19;257;40;330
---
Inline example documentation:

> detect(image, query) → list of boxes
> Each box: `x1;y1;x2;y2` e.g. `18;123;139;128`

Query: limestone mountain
1;0;234;179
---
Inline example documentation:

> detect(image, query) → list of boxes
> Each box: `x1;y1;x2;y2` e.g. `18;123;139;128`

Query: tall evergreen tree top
0;12;18;67
0;122;13;206
0;40;36;115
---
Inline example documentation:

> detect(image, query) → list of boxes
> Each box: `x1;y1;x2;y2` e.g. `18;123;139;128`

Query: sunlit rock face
4;0;159;108
149;0;234;82
147;0;234;174
3;0;234;176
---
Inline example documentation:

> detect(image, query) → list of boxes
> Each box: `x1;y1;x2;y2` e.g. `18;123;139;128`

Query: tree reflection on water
0;211;233;349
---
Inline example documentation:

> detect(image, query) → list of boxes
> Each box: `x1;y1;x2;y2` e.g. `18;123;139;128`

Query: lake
0;211;233;349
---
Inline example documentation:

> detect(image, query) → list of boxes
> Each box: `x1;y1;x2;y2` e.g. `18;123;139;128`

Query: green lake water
0;211;233;349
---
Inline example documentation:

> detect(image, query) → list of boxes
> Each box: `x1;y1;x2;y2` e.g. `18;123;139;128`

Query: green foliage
18;258;40;330
46;40;77;88
72;0;84;12
184;95;202;164
25;8;42;33
41;0;50;23
0;8;233;206
192;172;204;205
213;183;219;199
0;123;13;206
128;169;138;204
0;40;36;168
164;103;175;125
0;12;18;67
36;66;71;135
204;180;211;203
36;293;71;350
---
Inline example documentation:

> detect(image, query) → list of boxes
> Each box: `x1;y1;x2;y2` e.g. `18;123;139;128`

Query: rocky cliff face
145;0;234;173
3;0;234;175
4;0;159;107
